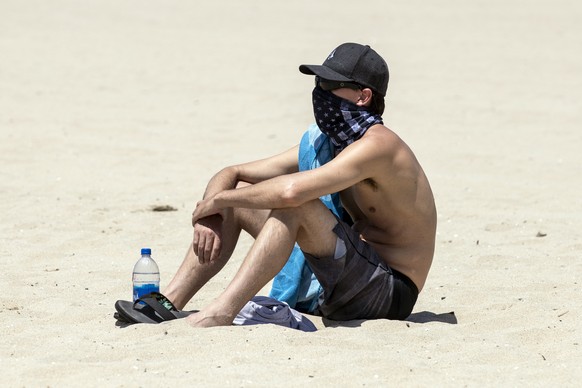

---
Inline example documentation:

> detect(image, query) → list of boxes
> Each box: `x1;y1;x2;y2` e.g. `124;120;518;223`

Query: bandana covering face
312;86;383;152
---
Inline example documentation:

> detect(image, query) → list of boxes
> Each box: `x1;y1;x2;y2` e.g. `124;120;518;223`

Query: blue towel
268;124;344;313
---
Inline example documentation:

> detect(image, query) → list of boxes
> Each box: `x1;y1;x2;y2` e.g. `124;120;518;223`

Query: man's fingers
193;220;223;263
195;234;206;262
210;238;222;262
203;234;214;263
193;229;200;255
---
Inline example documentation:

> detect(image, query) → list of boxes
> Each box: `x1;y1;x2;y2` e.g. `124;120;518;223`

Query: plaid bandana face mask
312;86;383;152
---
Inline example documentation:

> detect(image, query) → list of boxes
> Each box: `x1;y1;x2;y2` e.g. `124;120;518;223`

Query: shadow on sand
406;310;457;324
321;310;457;328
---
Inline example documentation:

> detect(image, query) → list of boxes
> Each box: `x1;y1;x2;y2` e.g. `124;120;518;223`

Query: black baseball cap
299;42;389;96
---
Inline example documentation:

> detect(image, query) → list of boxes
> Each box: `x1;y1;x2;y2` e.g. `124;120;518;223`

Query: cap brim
299;64;353;83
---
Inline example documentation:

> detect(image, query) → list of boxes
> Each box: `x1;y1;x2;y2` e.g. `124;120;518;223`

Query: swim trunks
302;217;419;321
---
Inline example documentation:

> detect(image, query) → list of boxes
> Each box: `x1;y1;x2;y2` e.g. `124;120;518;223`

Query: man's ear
356;88;373;107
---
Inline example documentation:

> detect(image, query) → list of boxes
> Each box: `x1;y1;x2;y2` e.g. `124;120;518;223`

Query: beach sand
1;0;581;386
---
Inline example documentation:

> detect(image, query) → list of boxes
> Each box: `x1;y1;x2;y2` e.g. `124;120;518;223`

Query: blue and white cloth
234;296;317;332
268;124;345;313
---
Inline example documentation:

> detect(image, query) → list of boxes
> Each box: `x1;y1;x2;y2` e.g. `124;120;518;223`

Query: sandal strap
149;292;179;311
134;293;177;322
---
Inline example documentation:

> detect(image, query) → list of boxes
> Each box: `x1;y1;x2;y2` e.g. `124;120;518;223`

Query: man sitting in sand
128;43;437;327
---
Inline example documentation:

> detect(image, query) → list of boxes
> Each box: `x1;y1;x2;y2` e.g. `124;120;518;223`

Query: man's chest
340;179;384;219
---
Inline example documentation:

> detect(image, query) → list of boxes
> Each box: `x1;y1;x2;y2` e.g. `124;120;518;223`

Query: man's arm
193;130;393;221
192;145;299;263
200;145;299;202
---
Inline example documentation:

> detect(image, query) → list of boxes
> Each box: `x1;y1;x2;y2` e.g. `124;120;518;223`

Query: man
164;42;437;327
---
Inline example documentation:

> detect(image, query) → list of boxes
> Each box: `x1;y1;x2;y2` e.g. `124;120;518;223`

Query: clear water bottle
132;248;160;301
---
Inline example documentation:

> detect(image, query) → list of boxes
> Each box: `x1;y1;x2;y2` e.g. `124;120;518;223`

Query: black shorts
302;218;419;321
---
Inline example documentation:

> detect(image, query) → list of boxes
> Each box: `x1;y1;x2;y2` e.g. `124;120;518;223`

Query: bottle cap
141;248;152;255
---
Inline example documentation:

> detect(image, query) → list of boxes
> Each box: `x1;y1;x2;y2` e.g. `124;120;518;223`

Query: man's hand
192;214;223;264
192;196;224;225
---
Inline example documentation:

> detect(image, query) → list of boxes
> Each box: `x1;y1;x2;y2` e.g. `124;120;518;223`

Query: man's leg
163;206;270;310
186;199;338;327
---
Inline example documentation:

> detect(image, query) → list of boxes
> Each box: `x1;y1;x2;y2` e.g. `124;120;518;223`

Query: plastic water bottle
132;248;160;301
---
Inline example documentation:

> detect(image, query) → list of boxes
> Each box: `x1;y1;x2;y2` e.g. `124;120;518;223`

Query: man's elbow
216;165;238;180
280;182;306;208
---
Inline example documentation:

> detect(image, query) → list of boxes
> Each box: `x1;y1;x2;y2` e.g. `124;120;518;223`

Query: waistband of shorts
391;269;419;296
387;269;419;319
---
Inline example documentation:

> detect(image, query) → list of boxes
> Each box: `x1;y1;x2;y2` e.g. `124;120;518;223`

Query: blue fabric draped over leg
268;124;344;313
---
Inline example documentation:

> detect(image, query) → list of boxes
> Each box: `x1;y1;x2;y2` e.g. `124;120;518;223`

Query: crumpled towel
233;296;317;332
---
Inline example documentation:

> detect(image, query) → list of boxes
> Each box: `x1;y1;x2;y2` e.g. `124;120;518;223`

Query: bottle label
133;283;160;301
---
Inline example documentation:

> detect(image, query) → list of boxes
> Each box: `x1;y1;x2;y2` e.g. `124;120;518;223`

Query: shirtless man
163;43;437;327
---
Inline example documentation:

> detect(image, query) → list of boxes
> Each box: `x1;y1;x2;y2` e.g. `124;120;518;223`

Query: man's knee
270;200;335;230
233;206;270;238
273;200;338;258
270;200;317;220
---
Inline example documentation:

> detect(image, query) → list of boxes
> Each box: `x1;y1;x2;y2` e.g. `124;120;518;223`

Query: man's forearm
202;166;240;200
213;174;298;211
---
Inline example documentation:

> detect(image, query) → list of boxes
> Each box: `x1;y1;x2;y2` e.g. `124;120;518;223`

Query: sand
1;0;581;386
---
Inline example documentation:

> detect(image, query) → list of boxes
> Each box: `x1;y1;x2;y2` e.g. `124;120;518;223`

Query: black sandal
114;292;194;324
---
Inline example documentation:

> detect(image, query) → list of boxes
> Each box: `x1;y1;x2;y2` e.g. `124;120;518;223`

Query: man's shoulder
356;124;402;154
363;123;398;140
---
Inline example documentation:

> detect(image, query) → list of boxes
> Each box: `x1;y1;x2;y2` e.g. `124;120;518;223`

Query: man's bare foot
185;309;234;328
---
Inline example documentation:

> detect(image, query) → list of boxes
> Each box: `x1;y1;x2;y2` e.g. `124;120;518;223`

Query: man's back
336;124;437;291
